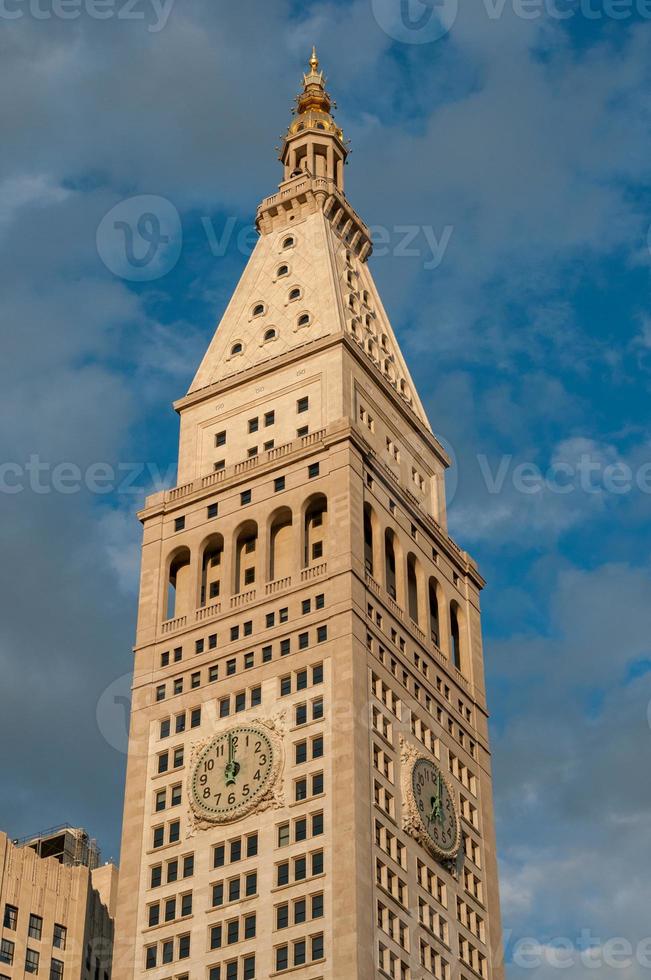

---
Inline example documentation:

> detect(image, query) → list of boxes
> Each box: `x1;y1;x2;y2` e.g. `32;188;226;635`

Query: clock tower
114;51;505;980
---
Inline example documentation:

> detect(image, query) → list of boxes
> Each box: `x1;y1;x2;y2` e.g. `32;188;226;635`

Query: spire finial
310;45;319;73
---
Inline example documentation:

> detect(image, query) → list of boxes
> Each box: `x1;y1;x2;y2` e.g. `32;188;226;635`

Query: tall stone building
0;826;117;980
115;51;504;980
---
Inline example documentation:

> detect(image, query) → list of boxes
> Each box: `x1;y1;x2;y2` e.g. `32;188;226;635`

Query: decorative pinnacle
310;45;319;72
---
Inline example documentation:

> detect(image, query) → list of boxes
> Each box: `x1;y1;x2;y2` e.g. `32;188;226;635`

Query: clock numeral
228;792;236;805
204;758;215;772
242;783;250;797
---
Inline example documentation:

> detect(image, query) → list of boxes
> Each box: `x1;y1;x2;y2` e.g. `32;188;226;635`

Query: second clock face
411;758;460;858
190;725;275;822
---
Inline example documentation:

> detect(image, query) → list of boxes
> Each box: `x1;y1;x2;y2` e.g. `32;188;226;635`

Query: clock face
190;725;276;823
411;759;460;858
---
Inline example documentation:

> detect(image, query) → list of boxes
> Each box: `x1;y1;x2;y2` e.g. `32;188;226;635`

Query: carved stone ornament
186;713;286;834
400;737;462;862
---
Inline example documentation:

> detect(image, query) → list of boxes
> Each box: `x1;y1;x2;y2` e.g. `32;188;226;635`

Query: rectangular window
312;934;324;960
250;686;262;707
297;425;309;437
241;489;252;505
247;446;258;458
298;632;309;650
244;652;254;669
230;839;242;862
280;676;291;696
312;893;324;918
195;638;204;654
277;863;289;887
161;940;173;964
49;960;64;980
297;397;309;413
262;645;272;662
295;703;307;725
214;845;225;868
247;833;258;857
312;851;324;875
153;826;164;848
164;898;176;922
302;599;311;614
160;718;170;739
174;517;185;532
0;941;14;967
297;669;308;690
171;784;182;807
266;612;275;628
244;567;255;585
215;431;226;447
264;411;275;427
243;956;255;980
230;626;239;641
295;741;308;764
145;946;156;971
175;713;186;734
280;638;290;656
209;665;219;682
174;678;183;695
264;439;275;451
308;462;320;479
161;651;170;667
312;735;324;758
150;865;162;888
191;707;201;728
317;625;327;643
279;607;289;623
315;593;325;609
3;907;17;931
209;633;218;649
276;946;288;972
226;658;236;676
220;699;230;718
243;619;253;635
313;663;324;684
245;871;257;896
178;935;190;960
295;818;307;842
235;693;246;713
294;857;307;881
173;747;184;768
248;417;259;433
212;882;224;907
167;860;178;883
312;812;324;836
183;854;194;878
174;646;182;661
244;914;256;939
228;878;241;903
169;821;180;843
312;772;324;795
312;697;324;720
274;476;285;492
211;926;222;950
208;502;219;518
295;779;307;802
294;940;306;966
214;459;226;472
278;823;290;847
25;949;39;974
52;925;66;951
227;920;239;945
181;893;192;917
155;789;166;812
294;898;306;923
312;541;323;560
155;685;166;702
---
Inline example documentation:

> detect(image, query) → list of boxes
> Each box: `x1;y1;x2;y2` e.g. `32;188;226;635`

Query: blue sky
1;2;650;977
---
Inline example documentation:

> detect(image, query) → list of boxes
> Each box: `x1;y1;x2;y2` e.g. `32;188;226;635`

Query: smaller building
0;826;118;980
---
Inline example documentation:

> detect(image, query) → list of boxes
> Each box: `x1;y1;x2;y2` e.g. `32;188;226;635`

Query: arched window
428;578;441;648
288;287;302;302
277;264;289;278
364;503;374;576
234;521;258;594
297;313;310;328
166;547;191;621
282;236;295;250
384;529;398;601
231;342;243;356
304;495;328;567
252;303;265;318
200;535;224;607
450;602;462;671
407;553;420;625
269;507;293;582
263;328;277;343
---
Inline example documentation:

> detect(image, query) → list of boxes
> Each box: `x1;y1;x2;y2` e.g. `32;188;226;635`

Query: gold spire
284;48;344;143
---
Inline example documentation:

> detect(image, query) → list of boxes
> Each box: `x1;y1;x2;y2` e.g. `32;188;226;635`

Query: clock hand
225;734;239;786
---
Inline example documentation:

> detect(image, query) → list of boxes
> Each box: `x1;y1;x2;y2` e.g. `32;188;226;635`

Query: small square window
215;431;226;447
308;462;320;479
264;439;275;451
241;489;252;505
274;476;285;493
174;517;185;532
207;503;219;519
297;397;309;413
247;446;258;458
214;459;226;472
297;425;309;437
264;411;275;427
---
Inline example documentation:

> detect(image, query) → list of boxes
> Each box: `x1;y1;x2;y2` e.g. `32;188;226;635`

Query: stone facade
114;52;504;980
0;832;117;980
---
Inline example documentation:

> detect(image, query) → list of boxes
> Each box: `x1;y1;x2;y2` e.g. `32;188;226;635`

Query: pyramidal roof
189;51;431;432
